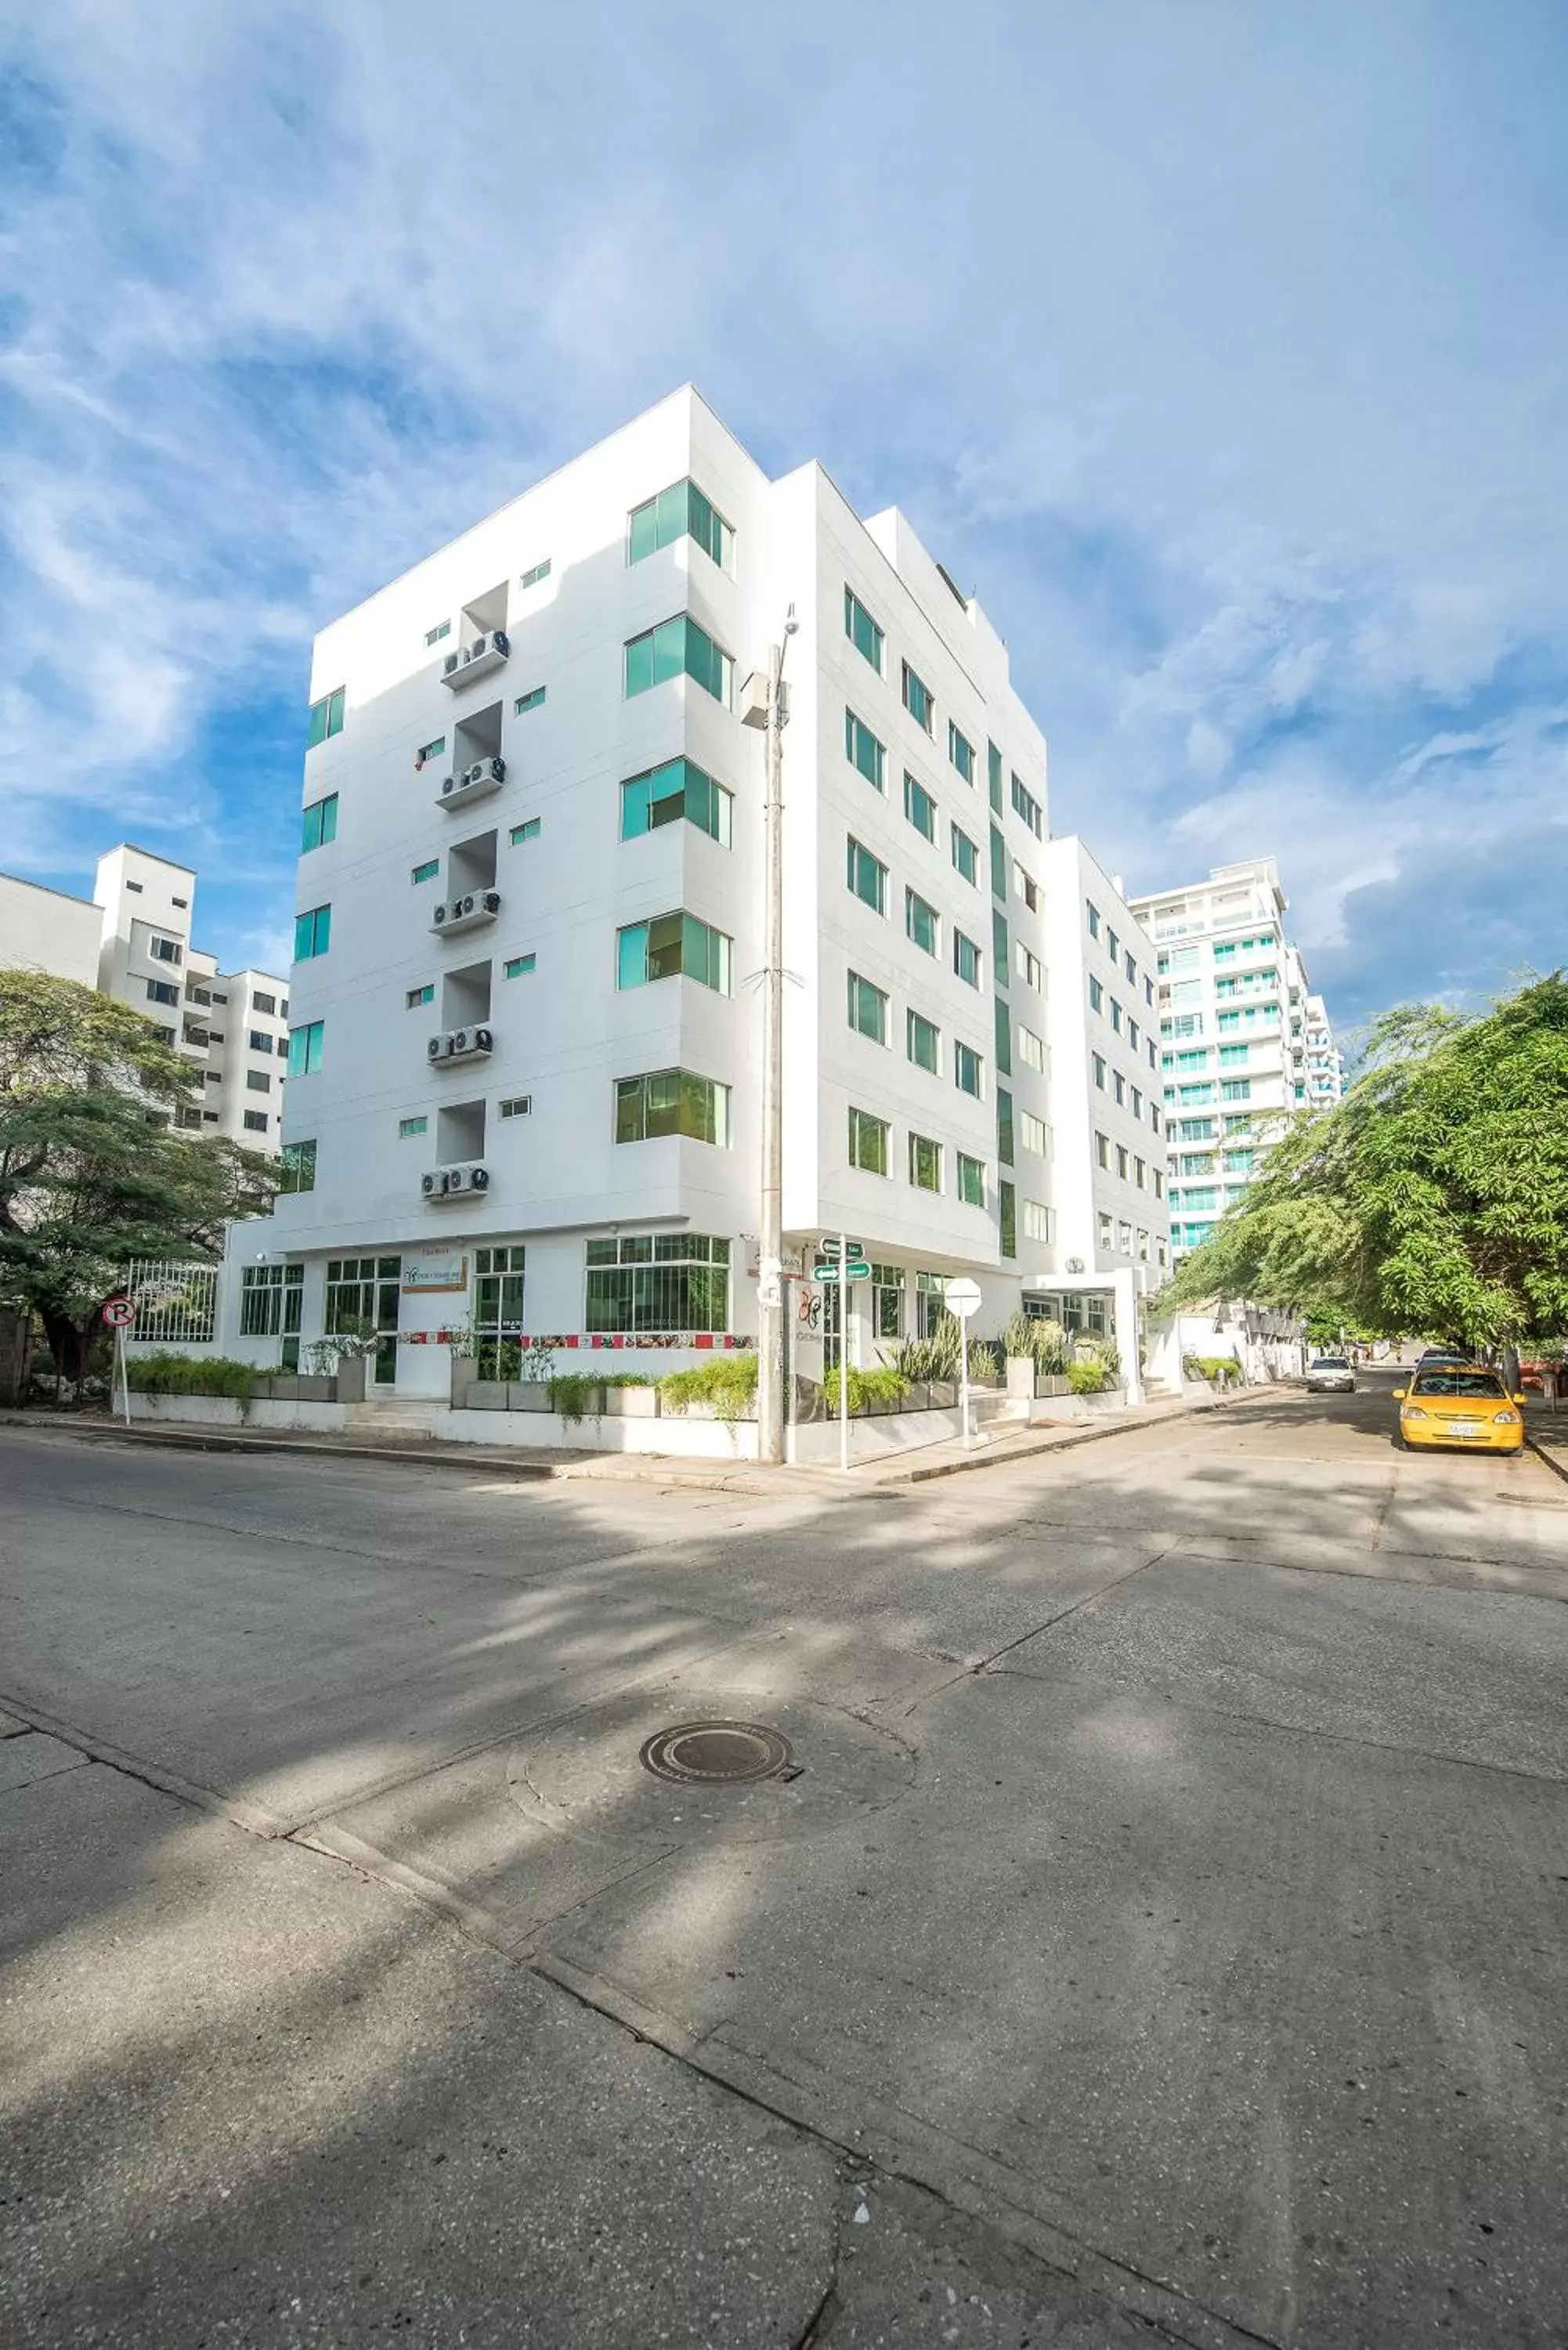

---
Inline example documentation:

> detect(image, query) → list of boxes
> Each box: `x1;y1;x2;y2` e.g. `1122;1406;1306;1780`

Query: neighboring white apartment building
0;870;102;987
0;847;288;1155
1126;858;1344;1260
217;386;1166;1389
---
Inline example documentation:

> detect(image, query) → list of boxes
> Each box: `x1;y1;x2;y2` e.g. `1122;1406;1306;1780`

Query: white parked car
1306;1355;1357;1394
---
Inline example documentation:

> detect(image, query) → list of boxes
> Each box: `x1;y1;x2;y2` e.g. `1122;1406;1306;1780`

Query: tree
0;972;276;1383
1160;974;1568;1347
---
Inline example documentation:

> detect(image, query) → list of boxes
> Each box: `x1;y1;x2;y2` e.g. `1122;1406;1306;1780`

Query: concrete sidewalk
0;1379;1277;1497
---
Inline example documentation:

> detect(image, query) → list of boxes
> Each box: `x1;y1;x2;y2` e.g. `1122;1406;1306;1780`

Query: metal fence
123;1261;219;1346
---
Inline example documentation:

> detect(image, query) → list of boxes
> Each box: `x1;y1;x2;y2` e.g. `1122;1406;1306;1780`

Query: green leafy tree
1160;974;1568;1347
0;972;276;1383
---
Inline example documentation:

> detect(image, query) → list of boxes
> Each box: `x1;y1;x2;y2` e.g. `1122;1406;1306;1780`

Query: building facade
0;848;289;1155
1126;858;1344;1260
218;387;1165;1389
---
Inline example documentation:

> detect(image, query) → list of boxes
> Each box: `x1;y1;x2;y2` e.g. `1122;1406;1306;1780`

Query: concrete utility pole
751;609;796;1466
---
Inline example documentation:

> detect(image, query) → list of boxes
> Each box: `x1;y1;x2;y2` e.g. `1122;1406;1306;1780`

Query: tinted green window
411;859;439;886
905;889;939;956
992;908;1010;986
901;662;934;732
614;1067;731;1146
847;1107;890;1174
951;823;978;884
624;615;732;705
406;984;434;1007
998;1179;1017;1259
301;794;338;851
957;1152;985;1207
1010;774;1042;837
847;971;888;1043
844;587;883;672
845;708;886;791
948;723;975;784
996;1089;1015;1165
514;686;546;714
904;772;936;841
280;1139;316;1195
846;837;887;914
520;559;551;589
907;1009;940;1072
987;739;1003;815
988;824;1008;900
908;1132;941;1191
294;904;331;961
616;911;731;995
504;953;537;978
620;754;732;848
954;1040;982;1097
994;996;1013;1076
629;479;732;569
953;929;981;988
398;1115;428;1139
307;687;345;748
286;1020;324;1078
511;819;541;844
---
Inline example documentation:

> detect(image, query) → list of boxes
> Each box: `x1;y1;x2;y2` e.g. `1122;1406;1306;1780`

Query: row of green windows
847;1107;988;1207
842;584;1006;811
900;770;978;881
844;837;983;985
624;613;732;706
616;910;731;995
629;478;732;572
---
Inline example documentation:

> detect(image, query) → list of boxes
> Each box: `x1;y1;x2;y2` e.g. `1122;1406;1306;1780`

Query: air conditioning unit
432;890;499;936
437;753;505;810
421;1169;450;1198
446;1161;490;1195
427;1033;452;1063
450;1026;475;1056
441;629;511;688
473;1024;493;1054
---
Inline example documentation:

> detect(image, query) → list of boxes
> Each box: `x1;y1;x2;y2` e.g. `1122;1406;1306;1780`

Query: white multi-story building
1126;858;1343;1260
91;846;291;1152
218;388;1165;1391
0;844;286;1153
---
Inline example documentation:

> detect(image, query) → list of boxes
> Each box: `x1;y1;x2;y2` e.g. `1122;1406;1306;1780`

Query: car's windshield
1313;1358;1349;1368
1411;1372;1506;1399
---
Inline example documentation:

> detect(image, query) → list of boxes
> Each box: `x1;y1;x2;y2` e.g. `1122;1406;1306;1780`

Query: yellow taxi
1392;1365;1527;1455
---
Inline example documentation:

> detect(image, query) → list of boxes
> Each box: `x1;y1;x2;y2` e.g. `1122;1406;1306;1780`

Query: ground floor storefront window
472;1245;527;1379
584;1235;730;1334
325;1256;402;1384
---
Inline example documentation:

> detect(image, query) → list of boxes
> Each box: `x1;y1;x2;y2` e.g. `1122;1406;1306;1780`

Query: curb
1527;1434;1568;1488
0;1383;1289;1494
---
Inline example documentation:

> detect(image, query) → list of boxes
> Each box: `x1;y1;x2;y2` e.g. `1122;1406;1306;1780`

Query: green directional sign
815;1260;871;1282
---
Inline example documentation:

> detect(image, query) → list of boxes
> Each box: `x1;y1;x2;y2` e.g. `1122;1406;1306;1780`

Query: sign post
103;1295;135;1426
944;1276;983;1451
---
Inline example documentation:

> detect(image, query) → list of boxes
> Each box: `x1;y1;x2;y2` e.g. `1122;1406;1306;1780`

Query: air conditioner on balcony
443;651;460;678
427;1034;452;1063
421;1169;450;1198
479;888;500;915
446;1161;490;1195
473;1025;493;1054
450;1026;475;1056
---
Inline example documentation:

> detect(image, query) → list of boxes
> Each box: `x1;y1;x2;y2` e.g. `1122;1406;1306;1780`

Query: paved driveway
2;1377;1566;2347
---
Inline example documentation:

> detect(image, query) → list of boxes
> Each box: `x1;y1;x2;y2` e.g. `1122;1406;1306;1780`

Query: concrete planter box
336;1357;368;1405
603;1385;659;1418
1006;1360;1071;1400
508;1382;554;1412
464;1380;510;1411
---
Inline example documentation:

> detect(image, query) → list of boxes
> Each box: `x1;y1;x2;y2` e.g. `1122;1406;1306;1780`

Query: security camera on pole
742;606;797;1468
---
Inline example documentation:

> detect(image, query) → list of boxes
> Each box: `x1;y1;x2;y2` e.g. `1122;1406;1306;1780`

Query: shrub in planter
659;1354;758;1423
125;1352;261;1403
1183;1353;1239;1388
822;1363;911;1417
1067;1355;1112;1397
547;1372;605;1425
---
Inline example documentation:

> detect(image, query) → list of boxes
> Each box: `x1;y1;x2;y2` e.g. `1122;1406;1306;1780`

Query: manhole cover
640;1720;795;1786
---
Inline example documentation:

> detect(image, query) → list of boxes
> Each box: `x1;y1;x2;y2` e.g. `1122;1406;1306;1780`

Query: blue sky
2;2;1564;1039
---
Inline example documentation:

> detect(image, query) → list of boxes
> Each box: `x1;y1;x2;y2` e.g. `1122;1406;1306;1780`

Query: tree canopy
1161;974;1568;1345
0;971;276;1376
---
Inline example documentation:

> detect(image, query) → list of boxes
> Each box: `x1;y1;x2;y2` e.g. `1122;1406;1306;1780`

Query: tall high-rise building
1125;858;1344;1260
216;387;1167;1390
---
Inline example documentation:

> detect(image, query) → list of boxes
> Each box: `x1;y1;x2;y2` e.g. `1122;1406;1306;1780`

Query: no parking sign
102;1296;135;1329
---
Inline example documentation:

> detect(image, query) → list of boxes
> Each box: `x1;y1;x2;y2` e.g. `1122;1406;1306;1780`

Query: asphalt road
2;1374;1566;2348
